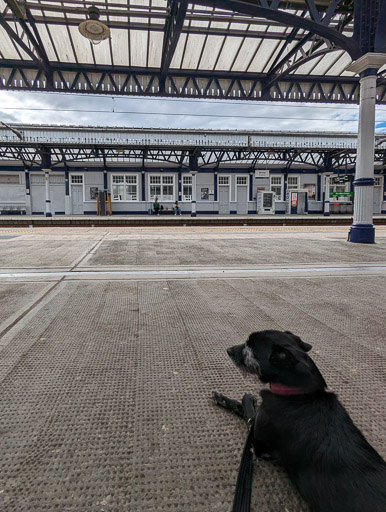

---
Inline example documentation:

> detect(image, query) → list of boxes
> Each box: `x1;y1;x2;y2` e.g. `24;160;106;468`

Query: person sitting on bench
174;200;182;216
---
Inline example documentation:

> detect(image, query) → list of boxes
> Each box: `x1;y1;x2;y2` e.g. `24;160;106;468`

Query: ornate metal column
347;54;386;242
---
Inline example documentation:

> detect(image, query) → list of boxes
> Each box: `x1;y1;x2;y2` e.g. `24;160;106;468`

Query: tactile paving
0;274;385;512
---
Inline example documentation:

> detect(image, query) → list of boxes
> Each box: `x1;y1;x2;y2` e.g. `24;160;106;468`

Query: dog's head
227;330;327;392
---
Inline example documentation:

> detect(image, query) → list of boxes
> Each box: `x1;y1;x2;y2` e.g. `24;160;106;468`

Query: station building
0;124;385;216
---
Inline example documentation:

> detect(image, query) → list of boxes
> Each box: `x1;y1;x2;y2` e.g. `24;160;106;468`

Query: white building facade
0;125;385;216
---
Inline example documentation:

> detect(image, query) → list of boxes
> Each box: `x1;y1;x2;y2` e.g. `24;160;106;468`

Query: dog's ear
269;345;298;367
285;331;312;352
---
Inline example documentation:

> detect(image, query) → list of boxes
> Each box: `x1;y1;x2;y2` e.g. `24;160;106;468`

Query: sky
1;90;386;133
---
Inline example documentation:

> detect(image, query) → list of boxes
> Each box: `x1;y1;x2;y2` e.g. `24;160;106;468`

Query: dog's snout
227;347;234;357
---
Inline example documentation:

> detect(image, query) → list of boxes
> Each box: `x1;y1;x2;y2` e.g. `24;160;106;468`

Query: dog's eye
270;346;297;367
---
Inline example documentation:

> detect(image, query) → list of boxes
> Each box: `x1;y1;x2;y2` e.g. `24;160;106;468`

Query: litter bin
331;203;340;214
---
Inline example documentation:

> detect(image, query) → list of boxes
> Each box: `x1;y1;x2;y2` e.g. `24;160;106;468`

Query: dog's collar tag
269;382;308;396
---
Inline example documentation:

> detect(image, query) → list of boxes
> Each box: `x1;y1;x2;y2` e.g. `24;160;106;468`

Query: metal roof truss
1;141;385;170
0;0;385;103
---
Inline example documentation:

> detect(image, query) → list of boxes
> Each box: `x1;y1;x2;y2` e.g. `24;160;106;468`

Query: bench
148;205;176;215
0;206;27;215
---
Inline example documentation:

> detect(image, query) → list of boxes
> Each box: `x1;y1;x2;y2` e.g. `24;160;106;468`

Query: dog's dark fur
213;330;386;512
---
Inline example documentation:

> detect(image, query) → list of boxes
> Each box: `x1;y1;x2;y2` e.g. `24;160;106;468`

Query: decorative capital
346;53;386;74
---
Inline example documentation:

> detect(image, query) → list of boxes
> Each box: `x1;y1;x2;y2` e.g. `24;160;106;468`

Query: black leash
232;419;255;512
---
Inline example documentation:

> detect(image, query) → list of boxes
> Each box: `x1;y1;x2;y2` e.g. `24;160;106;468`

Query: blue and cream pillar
42;168;52;217
24;169;31;214
64;169;70;214
347;54;386;243
191;170;197;217
323;174;331;216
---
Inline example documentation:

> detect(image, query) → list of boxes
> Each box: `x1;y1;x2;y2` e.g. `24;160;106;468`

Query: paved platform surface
1;213;386;228
0;226;385;512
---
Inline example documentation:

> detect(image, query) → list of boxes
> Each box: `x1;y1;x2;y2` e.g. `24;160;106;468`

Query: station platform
0;225;385;512
0;213;386;227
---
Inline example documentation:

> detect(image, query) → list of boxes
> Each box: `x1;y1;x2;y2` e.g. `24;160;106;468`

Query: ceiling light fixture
78;5;110;45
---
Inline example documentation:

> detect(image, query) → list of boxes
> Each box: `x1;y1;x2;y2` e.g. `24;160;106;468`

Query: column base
191;212;197;217
349;224;375;243
45;212;52;218
323;212;330;217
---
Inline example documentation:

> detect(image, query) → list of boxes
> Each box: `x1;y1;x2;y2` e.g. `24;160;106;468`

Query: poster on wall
291;192;297;207
201;188;209;200
90;187;99;200
303;184;316;199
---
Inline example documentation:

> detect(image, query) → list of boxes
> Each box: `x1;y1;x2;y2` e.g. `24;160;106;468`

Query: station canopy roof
0;0;385;103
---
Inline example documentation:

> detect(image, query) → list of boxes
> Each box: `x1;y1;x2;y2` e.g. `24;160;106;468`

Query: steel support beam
1;141;384;172
2;2;53;84
196;0;362;59
160;0;188;91
0;13;40;63
354;0;384;54
2;62;385;103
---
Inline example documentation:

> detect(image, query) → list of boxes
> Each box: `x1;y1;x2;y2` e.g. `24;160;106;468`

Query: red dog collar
269;382;309;396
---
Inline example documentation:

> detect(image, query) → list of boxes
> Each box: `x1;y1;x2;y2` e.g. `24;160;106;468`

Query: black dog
213;330;386;512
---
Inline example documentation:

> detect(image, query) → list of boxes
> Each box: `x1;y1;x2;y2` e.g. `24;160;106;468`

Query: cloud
0;90;385;133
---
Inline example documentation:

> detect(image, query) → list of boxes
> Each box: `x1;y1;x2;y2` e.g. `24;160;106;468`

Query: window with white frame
374;176;383;186
270;175;283;200
236;176;248;185
71;175;83;184
218;176;229;185
149;175;175;201
287;176;299;190
112;174;138;201
182;175;192;201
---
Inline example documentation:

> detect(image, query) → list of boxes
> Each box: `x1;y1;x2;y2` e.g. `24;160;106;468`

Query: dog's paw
211;391;226;405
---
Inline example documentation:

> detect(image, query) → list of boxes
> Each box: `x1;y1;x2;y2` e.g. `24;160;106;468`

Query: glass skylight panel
226;21;249;37
181;34;206;69
325;52;352;76
198;35;224;70
190;19;209;28
254;39;281;73
92;37;112;66
231;39;261;72
0;26;22;59
210;21;228;30
294;55;325;75
35;23;58;61
148;31;163;68
215;37;244;71
110;28;129;66
310;51;343;76
68;25;93;63
170;33;187;69
130;30;148;67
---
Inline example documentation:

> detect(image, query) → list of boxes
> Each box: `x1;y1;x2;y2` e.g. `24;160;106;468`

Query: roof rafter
196;0;362;59
3;1;53;83
160;0;188;91
0;12;40;63
264;1;343;87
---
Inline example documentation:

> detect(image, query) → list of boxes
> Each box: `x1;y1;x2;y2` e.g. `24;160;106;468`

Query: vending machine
256;190;275;214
